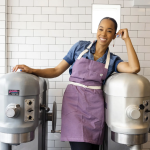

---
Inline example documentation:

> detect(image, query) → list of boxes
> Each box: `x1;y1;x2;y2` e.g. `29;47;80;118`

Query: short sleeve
114;56;124;73
63;41;79;65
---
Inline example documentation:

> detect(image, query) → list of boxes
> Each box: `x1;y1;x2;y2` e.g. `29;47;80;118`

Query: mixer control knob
139;104;145;110
126;105;141;120
28;108;33;113
144;101;149;106
144;116;148;121
6;104;20;118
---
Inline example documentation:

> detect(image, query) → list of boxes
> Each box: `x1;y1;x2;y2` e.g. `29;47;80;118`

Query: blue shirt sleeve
114;56;124;73
63;41;79;65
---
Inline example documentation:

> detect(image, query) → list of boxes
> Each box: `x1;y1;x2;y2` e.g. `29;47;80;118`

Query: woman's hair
99;17;118;33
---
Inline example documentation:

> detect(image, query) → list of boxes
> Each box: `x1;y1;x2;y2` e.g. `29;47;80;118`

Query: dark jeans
69;142;99;150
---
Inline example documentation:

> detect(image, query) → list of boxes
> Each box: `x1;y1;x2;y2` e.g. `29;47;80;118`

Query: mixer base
111;131;148;145
0;131;34;144
128;145;142;150
100;124;129;150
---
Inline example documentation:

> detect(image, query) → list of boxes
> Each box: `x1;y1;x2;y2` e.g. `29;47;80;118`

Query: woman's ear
113;34;116;40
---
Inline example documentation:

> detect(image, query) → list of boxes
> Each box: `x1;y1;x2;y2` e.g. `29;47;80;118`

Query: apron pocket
85;90;104;121
62;91;78;116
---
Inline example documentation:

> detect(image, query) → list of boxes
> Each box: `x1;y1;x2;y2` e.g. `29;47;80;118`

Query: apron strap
77;41;110;69
105;48;110;69
77;42;93;60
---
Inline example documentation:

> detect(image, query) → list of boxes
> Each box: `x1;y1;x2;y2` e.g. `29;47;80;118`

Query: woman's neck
95;42;108;55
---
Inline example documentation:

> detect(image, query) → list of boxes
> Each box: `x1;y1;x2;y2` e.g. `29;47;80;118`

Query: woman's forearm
116;28;140;73
31;60;70;78
125;38;140;72
32;68;58;78
12;60;70;78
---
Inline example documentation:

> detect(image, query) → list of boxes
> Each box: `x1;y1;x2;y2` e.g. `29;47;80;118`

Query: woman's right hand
12;65;33;74
12;60;70;78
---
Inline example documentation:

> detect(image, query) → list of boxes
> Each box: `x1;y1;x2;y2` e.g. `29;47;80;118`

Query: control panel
143;100;150;122
24;99;35;122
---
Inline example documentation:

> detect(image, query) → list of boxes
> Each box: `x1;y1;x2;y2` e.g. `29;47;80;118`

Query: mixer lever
40;104;50;112
145;109;150;113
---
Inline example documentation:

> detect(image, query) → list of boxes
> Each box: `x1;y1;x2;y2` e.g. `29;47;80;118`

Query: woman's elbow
132;67;140;74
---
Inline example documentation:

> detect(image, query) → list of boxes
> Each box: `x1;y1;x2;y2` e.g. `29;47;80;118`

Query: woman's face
96;19;116;46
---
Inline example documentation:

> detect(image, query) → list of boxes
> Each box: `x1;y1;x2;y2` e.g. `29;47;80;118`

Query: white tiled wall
0;0;6;77
1;0;150;149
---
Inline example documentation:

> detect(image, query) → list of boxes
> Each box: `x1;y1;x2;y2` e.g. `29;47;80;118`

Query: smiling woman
95;17;140;73
12;17;140;150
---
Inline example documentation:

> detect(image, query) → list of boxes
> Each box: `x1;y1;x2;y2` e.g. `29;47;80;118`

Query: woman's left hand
116;28;130;41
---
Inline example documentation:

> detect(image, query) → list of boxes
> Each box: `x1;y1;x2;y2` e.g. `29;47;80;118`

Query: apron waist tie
69;81;101;90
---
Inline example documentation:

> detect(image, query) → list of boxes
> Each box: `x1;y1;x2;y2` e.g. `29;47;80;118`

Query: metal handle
46;101;61;134
145;109;150;113
40;104;50;112
51;130;61;133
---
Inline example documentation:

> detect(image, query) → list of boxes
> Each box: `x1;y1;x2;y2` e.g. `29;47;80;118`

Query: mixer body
0;72;57;150
0;72;40;144
103;73;150;149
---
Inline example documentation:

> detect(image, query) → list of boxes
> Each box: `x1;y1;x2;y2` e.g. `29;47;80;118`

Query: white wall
0;0;7;77
1;0;150;149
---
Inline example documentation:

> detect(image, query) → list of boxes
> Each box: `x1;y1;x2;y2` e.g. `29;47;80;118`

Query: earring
113;39;115;47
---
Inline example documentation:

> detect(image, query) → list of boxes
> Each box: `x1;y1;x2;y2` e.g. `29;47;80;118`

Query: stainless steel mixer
103;73;150;150
0;72;59;150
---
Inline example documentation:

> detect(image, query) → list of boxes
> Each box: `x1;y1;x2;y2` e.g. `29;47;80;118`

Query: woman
12;17;140;150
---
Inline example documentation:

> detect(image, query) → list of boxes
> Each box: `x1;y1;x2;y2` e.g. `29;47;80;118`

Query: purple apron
61;41;110;145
